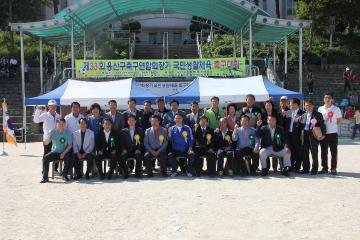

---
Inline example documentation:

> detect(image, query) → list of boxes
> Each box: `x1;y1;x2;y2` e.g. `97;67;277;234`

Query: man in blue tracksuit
167;113;195;177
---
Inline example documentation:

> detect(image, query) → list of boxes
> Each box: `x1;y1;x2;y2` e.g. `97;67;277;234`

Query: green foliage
121;19;141;32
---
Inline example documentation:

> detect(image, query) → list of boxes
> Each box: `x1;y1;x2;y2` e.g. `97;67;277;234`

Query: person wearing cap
163;99;186;128
64;101;84;135
167;113;195;177
240;94;262;128
193;115;216;177
106;100;125;136
232;115;259;176
299;99;326;175
72;118;95;179
33;99;61;157
204;96;225;129
154;97;168;124
343;67;352;93
40;118;73;183
318;92;342;175
120;114;144;179
87;103;104;137
123;98;143;128
186;101;202;130
284;98;305;172
144;115;168;177
95;118;120;180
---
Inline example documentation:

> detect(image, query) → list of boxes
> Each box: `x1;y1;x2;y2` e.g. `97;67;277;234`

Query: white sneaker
186;172;193;177
170;172;178;177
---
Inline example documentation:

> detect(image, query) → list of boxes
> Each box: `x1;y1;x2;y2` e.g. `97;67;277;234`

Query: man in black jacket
186;101;202;130
256;115;291;176
95;118;120;180
193;115;216;177
120;115;144;178
300;99;326;174
284;98;305;172
213;118;235;177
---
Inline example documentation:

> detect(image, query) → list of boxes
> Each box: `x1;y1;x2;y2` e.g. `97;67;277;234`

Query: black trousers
320;133;338;170
73;153;95;177
307;81;313;93
194;146;216;176
216;148;234;173
235;147;259;175
289;132;303;170
95;151;118;176
42;152;72;179
144;150;167;176
121;149;143;177
302;130;320;172
168;150;195;174
344;80;352;93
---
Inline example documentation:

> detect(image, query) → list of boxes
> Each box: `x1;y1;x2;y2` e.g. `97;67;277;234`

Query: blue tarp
25;80;69;105
262;79;304;101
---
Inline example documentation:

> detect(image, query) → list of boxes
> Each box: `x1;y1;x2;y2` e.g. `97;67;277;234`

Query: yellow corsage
182;131;188;143
225;135;231;144
134;134;140;145
159;135;164;145
206;133;212;145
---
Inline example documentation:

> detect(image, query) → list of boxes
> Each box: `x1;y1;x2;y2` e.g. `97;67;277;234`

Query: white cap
346;67;350;71
280;96;288;101
47;99;57;106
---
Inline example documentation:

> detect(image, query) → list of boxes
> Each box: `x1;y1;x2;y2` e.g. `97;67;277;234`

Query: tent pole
240;29;243;58
249;18;253;76
20;31;26;150
284;36;288;74
233;34;236;58
93;39;96;60
299;27;303;93
53;46;57;76
83;31;86;60
71;19;75;78
273;44;276;73
39;37;43;93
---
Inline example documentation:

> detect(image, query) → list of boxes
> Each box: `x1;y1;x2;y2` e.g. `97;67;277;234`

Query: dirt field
0;140;359;240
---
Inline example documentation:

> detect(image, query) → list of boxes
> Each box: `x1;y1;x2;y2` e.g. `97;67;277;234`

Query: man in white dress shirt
64;102;83;135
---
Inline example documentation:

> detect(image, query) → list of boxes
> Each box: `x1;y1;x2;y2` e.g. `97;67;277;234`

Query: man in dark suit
213;117;235;177
284;98;305;172
123;98;143;128
154;97;168;125
144;115;168;177
120;114;144;178
106;100;125;135
193;115;216;177
141;100;153;134
256;115;291;176
300;99;326;174
163;99;186;128
95;118;120;180
186;101;202;130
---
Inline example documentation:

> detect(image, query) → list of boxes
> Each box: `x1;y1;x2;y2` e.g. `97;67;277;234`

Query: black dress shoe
261;169;269;176
85;173;90;179
74;175;82;180
310;170;317;175
40;178;49;183
281;169;290;177
161;172;168;177
330;169;337;175
299;170;309;174
63;175;70;181
100;174;105;180
107;173;112;180
318;168;328;174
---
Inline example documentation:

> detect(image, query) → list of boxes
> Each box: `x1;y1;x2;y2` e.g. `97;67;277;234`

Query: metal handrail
266;62;282;86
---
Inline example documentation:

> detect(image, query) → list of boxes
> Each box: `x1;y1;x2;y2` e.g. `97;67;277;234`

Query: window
149;32;157;44
287;0;295;16
262;0;267;11
173;32;182;45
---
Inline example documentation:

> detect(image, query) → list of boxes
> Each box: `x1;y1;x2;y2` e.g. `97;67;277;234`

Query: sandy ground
0;140;360;240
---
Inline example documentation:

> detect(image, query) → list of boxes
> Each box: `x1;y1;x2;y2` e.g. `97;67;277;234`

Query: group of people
34;92;342;183
0;56;18;79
